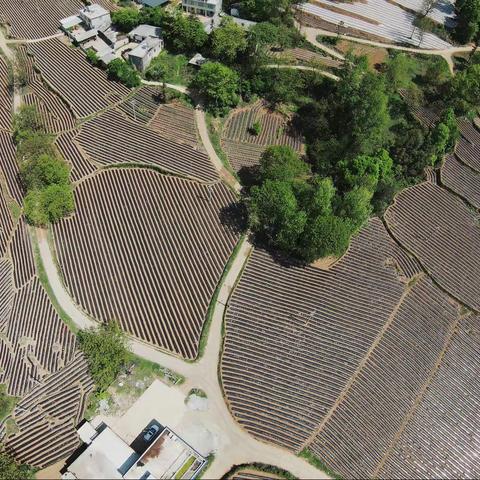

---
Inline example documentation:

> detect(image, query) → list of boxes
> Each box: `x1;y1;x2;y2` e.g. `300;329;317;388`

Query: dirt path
5;32;63;44
141;79;241;192
302;25;473;73
36;229;328;479
264;63;340;80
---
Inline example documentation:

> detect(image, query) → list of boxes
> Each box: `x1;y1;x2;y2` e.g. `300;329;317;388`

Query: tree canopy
111;7;141;32
454;0;480;44
0;450;34;480
210;18;247;65
190;62;239;114
106;59;140;88
78;322;130;392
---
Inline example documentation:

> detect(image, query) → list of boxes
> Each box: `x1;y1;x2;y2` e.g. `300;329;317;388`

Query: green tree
384;52;417;91
78;322;129;392
111;7;141;32
16;132;56;162
299;215;351;262
337;187;373;231
454;0;480;44
24;184;75;226
306;177;336;218
259;145;310;181
86;49;99;66
239;0;301;23
449;63;480;114
249;180;307;251
20;154;70;191
12;105;42;143
210;18;247;65
107;59;140;88
165;13;208;53
0;450;34;480
190;62;239;114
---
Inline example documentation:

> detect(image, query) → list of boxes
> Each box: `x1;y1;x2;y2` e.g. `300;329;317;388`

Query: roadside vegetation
12;105;74;226
0;386;17;422
299;449;341;479
222;462;297;480
0;450;35;480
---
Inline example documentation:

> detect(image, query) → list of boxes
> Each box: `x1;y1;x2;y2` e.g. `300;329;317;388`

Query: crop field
0;0;116;40
385;182;480;311
222;101;303;172
76;109;217;182
269;48;343;69
440;154;480;208
222;219;421;451
117;86;163;124
309;276;460;478
149;101;199;147
56;131;97;183
10;219;36;289
297;0;452;49
376;314;480;479
0;184;14;258
53;168;238;359
28;39;129;118
0;55;12;131
4;352;94;468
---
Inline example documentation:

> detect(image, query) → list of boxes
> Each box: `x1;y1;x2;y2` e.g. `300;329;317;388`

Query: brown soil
336;39;389;67
311;255;339;270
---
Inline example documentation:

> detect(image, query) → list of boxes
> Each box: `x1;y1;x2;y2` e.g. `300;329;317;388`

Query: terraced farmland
385;182;480;311
441;154;480;208
0;0;115;40
377;314;480;479
269;48;343;69
0;55;12;131
53;168;238;359
10;219;36;289
117;86;163;124
309;277;460;478
76;109;216;182
0;183;14;258
0;131;22;203
56;130;97;183
149;101;199;147
28;39;129;118
222;218;421;451
222;101;303;172
4;352;94;468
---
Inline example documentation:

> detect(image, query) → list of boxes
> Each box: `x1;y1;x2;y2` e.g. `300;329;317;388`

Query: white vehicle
143;425;160;442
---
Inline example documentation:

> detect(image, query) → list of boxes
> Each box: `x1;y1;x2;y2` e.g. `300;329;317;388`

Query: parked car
143;424;160;442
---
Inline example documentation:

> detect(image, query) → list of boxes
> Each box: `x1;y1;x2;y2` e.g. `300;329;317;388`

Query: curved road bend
36;229;329;479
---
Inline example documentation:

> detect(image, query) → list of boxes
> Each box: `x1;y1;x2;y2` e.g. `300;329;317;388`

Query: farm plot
0;276;78;397
76;109;217;182
377;314;480;479
221;218;421;451
117;85;163;124
149;101;199;147
0;131;22;204
221;101;303;172
0;183;14;258
309;276;460;478
10;219;36;289
385;182;480;311
441;154;480;208
298;0;452;49
0;0;116;40
28;39;129;118
53;168;238;359
454;137;480;172
393;0;456;25
269;48;343;69
4;352;95;468
0;55;12;131
56;131;97;183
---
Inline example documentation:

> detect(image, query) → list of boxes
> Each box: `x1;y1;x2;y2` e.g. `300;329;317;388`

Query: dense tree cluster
454;0;480;44
0;450;34;480
77;322;129;392
106;58;140;88
13;106;74;226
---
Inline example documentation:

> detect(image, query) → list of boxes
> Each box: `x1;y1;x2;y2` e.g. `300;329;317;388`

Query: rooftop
141;0;170;6
129;24;162;39
129;38;162;58
80;3;110;19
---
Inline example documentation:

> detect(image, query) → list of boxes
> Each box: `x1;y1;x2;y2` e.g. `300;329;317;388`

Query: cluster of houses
60;0;252;72
60;4;164;71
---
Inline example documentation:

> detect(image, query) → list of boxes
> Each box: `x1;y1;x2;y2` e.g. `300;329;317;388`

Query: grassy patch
204;112;236;176
175;455;196;479
196;235;246;360
145;51;193;86
84;354;184;419
0;385;18;422
7;200;21;220
222;463;297;480
298;448;342;479
30;227;78;333
197;454;215;479
316;34;339;46
187;388;207;399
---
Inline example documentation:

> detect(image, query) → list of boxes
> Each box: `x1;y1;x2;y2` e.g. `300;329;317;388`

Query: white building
127;25;164;71
182;0;222;18
79;3;112;31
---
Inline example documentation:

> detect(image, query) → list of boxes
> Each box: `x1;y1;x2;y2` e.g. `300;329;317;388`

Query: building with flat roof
79;3;112;31
128;37;163;71
182;0;222;18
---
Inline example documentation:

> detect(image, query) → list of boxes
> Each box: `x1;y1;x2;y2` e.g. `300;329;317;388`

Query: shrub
249;121;261;136
107;59;140;88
